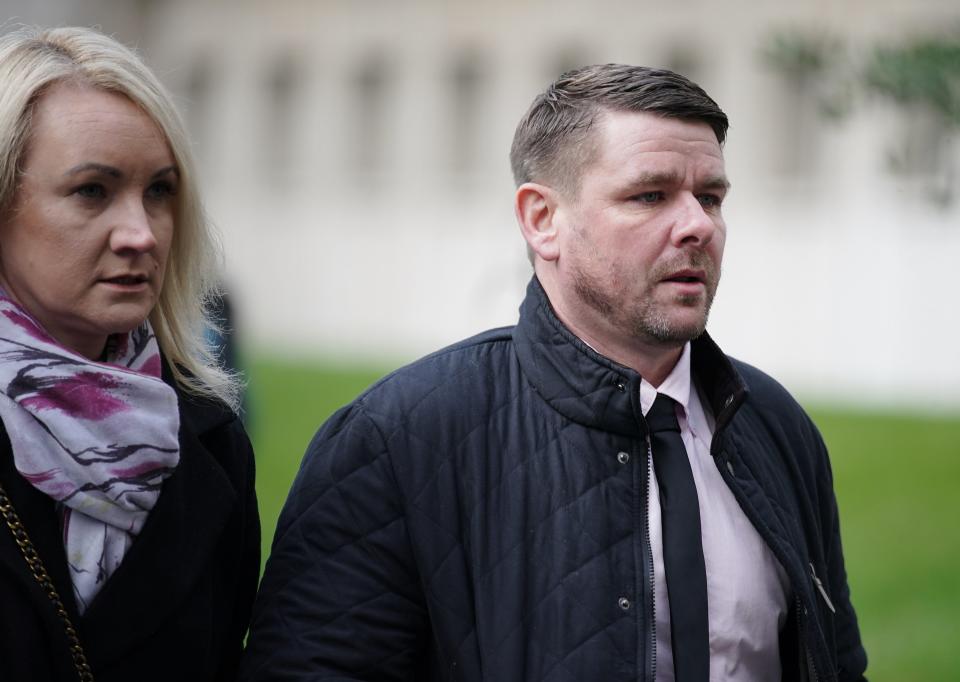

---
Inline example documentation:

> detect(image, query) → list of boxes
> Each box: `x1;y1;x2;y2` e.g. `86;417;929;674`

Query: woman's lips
99;274;149;289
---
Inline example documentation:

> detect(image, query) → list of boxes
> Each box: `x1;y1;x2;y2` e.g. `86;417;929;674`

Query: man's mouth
662;270;705;284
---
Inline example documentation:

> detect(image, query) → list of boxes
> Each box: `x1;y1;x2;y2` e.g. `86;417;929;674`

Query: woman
0;26;259;681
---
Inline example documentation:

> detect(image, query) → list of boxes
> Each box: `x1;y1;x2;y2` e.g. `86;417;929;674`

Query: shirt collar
639;343;715;442
640;342;692;416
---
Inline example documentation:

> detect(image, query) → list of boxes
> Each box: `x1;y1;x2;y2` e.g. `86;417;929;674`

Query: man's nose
671;194;717;246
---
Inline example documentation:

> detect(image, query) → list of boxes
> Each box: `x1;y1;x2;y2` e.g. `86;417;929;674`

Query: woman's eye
74;183;106;199
146;180;177;200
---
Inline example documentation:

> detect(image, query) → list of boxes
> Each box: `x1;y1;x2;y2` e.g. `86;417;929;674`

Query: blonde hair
0;25;240;410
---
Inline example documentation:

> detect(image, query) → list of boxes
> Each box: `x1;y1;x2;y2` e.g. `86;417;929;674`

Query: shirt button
618;597;631;610
617;451;630;464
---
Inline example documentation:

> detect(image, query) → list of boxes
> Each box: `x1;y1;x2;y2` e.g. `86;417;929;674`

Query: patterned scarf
0;292;180;613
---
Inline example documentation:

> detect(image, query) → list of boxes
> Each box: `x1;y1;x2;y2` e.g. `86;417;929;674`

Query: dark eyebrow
701;175;731;191
628;171;731;192
631;170;683;186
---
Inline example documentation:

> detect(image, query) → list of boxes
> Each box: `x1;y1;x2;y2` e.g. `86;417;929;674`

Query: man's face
550;109;728;351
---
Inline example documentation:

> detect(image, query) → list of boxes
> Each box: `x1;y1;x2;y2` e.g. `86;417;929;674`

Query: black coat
0;364;260;681
241;278;866;681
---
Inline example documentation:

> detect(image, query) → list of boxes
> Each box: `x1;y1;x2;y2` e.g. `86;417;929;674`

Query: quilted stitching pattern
241;281;647;681
240;278;867;682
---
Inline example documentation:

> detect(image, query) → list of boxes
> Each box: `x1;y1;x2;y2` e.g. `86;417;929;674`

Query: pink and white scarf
0;292;180;613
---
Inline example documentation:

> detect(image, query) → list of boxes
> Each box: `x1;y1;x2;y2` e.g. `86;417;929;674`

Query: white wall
10;0;960;408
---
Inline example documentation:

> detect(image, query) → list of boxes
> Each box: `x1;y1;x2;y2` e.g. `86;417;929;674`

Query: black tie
646;393;710;681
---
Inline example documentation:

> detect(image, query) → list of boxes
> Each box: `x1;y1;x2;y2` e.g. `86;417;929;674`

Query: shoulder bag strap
0;481;94;682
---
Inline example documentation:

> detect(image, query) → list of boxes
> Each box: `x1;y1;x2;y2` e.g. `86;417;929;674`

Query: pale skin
0;81;177;359
515;110;729;386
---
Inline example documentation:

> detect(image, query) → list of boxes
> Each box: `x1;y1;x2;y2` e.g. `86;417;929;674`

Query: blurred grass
807;407;960;680
246;355;960;681
245;356;390;564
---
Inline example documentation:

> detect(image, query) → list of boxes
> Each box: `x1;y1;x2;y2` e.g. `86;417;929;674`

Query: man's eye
634;191;664;204
698;194;722;208
74;183;106;199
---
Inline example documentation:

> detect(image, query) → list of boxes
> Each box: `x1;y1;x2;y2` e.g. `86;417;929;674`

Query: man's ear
515;182;561;262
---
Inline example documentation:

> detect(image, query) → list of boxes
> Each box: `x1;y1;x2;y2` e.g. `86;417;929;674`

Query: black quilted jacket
241;278;867;681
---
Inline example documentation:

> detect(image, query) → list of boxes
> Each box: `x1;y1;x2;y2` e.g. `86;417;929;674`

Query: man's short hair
509;64;729;193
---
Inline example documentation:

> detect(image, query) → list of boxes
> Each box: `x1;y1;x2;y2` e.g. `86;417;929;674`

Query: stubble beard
572;253;720;347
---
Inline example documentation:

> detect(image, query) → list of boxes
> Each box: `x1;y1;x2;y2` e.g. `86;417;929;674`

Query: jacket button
617;451;630;464
615;380;626;392
618;597;631;610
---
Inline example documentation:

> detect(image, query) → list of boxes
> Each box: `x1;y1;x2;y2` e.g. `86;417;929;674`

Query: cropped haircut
510;64;729;193
0;25;240;410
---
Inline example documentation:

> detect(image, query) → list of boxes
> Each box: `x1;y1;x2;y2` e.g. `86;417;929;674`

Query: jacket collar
512;277;747;437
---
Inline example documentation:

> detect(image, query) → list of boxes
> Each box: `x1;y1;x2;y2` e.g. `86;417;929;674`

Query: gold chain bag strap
0;481;95;682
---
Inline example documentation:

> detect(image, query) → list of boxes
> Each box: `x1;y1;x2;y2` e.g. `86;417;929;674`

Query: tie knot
646;394;681;434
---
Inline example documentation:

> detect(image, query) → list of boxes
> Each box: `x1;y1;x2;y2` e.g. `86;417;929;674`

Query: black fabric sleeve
239;404;428;681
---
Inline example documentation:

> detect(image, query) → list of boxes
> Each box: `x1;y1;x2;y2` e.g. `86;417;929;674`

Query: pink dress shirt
641;343;792;681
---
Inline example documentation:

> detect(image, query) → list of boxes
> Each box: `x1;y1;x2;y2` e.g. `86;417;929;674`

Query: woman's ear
514;182;561;262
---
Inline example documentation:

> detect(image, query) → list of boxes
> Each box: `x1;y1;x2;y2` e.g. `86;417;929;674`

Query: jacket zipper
806;644;820;682
635;437;656;680
795;595;819;682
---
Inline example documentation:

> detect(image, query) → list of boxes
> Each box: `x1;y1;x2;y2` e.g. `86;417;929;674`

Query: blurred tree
864;35;960;206
758;31;850;176
759;30;850;119
761;29;960;206
864;37;960;125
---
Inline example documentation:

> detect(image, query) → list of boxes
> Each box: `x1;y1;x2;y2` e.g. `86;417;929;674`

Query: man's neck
535;270;688;386
567;320;684;388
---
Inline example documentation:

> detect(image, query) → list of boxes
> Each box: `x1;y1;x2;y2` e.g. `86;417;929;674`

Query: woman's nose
109;199;158;254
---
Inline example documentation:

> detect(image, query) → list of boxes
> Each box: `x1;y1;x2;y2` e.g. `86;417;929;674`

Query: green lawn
247;355;960;681
808;407;960;681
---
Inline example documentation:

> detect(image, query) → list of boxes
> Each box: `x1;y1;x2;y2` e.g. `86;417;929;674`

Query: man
241;65;867;681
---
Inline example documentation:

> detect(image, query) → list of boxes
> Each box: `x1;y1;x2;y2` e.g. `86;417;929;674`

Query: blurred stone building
5;0;960;406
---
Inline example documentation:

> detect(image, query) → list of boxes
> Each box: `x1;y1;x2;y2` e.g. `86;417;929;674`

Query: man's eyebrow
627;171;731;191
630;170;683;186
701;175;731;191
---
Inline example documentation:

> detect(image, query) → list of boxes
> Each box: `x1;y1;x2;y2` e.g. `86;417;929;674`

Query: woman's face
0;81;176;359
